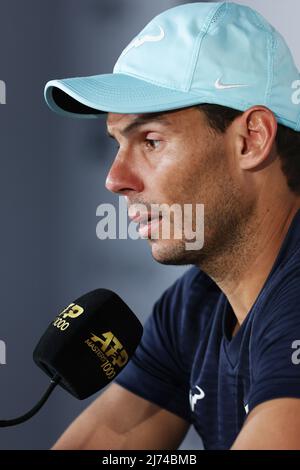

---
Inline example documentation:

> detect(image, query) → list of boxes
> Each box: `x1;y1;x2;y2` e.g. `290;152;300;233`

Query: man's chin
148;238;198;266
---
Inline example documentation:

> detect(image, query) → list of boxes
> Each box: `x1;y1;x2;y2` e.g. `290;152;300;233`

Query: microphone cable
0;375;60;427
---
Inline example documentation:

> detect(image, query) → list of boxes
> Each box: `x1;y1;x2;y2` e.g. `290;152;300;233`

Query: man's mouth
129;212;151;224
128;207;165;238
138;215;163;238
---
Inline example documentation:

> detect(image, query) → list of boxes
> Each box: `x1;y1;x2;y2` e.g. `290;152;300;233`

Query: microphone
0;289;143;427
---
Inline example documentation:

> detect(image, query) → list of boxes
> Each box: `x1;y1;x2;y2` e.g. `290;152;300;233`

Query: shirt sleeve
248;268;300;412
114;273;193;422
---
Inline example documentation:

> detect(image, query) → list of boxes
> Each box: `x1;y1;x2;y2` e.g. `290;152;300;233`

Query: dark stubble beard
153;174;258;285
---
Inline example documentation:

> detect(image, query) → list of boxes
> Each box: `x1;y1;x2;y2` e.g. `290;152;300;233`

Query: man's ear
231;106;278;171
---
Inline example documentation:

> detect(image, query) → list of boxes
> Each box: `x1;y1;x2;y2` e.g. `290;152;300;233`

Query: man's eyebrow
106;113;172;140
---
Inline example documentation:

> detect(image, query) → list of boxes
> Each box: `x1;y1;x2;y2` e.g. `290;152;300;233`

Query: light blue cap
44;1;300;131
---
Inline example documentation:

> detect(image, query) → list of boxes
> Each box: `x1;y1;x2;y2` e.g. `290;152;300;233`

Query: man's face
105;106;254;269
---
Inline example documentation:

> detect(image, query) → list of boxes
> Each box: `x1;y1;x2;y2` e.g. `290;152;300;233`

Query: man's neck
210;203;300;329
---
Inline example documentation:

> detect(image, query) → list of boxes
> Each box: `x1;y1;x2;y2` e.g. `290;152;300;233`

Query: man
44;2;300;449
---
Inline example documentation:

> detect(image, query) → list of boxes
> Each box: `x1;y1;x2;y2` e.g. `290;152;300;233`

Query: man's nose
105;154;144;195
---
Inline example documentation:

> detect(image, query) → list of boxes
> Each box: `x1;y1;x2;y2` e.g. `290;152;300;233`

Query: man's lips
138;216;162;238
129;212;162;225
128;211;163;239
128;212;150;224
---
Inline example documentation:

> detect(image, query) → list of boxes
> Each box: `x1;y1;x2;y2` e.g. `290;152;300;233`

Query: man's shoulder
265;242;300;302
252;243;300;334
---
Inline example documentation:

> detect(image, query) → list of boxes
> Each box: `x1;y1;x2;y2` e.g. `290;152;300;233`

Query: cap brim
44;72;208;118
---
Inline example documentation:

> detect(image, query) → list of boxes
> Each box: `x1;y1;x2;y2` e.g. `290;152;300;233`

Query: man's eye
144;139;161;150
112;139;161;151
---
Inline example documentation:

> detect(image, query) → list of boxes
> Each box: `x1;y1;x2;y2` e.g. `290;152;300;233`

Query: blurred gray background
0;0;299;450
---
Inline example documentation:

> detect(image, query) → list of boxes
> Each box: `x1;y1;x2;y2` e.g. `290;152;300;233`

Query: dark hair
196;103;300;195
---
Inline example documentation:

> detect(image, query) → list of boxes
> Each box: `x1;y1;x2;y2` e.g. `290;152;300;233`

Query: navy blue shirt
115;210;300;449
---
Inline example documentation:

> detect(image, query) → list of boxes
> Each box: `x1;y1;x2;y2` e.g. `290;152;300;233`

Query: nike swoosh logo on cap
215;77;249;89
120;25;165;57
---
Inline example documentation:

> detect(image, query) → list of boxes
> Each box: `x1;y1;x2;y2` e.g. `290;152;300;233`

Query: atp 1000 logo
85;331;129;380
52;303;84;331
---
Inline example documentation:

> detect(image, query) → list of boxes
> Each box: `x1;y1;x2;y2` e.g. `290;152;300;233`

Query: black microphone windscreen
33;289;143;399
